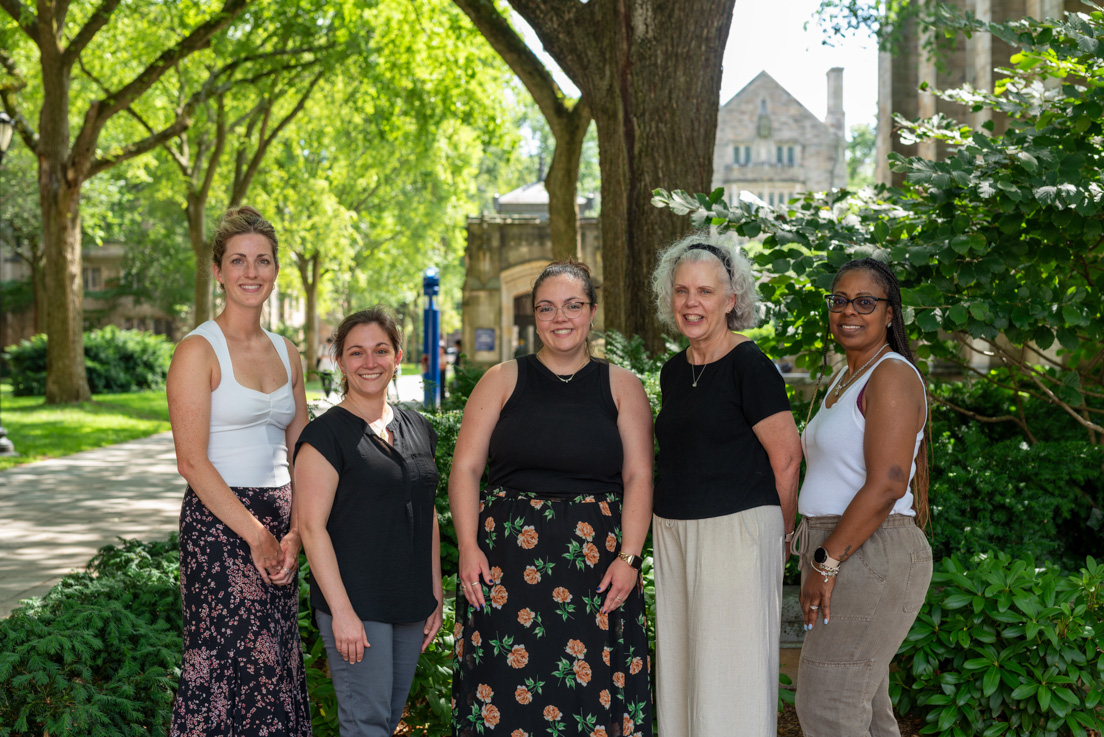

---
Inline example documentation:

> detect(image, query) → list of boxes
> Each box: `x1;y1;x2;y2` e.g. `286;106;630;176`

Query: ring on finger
809;605;819;610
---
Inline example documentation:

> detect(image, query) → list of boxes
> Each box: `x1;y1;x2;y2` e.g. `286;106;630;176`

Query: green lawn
0;384;171;472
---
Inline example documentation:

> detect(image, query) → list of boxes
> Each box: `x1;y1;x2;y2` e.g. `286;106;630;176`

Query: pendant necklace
688;351;709;388
833;344;889;398
536;350;590;384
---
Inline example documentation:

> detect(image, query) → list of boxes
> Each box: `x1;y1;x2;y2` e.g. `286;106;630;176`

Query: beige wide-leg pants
653;505;785;737
794;514;933;737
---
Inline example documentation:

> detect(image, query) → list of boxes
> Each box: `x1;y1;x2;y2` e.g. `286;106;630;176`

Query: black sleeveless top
487;354;623;496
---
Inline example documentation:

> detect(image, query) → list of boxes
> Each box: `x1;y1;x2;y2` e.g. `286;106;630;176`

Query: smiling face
671;259;736;343
337;322;402;399
829;268;894;355
213;233;278;306
533;274;596;354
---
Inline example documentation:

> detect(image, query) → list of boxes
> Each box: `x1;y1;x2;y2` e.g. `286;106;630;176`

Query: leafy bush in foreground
892;554;1104;737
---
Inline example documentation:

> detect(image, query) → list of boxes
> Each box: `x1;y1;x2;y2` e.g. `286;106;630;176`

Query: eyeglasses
535;301;591;321
825;294;889;314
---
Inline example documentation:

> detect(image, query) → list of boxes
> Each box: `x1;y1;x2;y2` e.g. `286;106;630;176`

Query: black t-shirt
294;405;439;623
654;341;791;520
487;355;623;496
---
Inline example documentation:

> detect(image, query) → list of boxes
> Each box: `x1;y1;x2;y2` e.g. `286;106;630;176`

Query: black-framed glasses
825;294;889;314
535;301;591;321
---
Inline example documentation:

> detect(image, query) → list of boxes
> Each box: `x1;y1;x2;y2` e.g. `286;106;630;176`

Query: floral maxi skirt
452;489;653;737
170;485;311;737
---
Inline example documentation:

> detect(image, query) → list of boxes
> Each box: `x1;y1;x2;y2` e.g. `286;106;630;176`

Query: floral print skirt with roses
452;489;652;737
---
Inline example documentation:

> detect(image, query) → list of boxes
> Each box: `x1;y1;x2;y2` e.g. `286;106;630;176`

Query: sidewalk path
0;375;434;619
0;431;183;618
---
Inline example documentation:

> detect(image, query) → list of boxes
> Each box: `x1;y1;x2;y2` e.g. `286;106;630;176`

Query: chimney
825;67;845;137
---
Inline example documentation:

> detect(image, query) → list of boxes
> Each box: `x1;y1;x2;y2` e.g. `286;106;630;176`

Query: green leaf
947;304;969;326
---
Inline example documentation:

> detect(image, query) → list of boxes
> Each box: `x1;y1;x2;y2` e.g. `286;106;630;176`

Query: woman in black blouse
296;307;443;736
649;232;802;736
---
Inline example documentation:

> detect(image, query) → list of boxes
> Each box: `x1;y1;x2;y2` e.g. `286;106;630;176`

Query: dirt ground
776;703;927;736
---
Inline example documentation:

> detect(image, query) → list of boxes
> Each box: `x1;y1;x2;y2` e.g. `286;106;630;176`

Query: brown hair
531;259;599;311
332;307;403;397
212;206;279;268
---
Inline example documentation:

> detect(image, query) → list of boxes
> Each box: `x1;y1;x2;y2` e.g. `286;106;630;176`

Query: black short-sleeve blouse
295;405;439;623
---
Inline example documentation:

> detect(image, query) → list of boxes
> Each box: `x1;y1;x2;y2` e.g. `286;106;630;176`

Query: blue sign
475;328;495;352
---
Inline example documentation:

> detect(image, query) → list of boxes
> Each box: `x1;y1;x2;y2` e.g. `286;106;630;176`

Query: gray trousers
316;611;424;737
795;514;933;737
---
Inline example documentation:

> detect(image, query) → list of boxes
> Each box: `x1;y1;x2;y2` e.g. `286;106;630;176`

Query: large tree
452;0;591;261
0;0;250;402
487;0;737;347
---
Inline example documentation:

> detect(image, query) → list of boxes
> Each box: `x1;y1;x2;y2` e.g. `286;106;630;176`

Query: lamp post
422;267;440;410
0;111;19;456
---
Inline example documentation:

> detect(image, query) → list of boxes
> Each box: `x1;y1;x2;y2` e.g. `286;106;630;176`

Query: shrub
4;326;173;396
0;537;182;736
892;554;1104;737
928;430;1104;571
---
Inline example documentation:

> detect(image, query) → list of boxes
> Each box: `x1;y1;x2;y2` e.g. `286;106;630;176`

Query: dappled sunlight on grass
0;385;170;471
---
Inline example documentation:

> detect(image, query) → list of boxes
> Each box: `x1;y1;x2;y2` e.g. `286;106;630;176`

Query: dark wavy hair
332;306;402;398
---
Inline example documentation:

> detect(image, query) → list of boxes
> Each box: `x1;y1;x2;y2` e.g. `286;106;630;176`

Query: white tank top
186;321;296;487
798;352;925;518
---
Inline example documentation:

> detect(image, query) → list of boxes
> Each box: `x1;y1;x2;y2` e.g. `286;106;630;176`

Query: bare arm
295;442;371;662
599;365;654;613
422;514;444;652
751;409;802;538
447;360;517;609
168;336;282;583
277;338;310;580
802;360;925;628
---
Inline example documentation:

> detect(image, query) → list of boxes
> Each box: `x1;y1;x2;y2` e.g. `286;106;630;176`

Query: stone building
712;69;848;205
876;0;1089;185
461;183;601;367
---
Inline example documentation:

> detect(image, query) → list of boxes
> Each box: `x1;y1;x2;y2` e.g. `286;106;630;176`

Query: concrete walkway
0;432;183;617
0;374;431;618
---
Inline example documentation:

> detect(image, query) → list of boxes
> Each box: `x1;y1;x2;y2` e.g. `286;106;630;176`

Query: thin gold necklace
536;350;590;384
833;344;889;398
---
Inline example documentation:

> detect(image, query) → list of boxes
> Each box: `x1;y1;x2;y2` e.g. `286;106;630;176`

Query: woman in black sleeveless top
449;260;655;737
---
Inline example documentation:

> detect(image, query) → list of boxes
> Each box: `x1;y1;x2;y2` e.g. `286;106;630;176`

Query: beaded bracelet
810;560;840;583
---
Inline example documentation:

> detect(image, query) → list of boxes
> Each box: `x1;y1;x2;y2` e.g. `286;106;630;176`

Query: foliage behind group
3;327;173;397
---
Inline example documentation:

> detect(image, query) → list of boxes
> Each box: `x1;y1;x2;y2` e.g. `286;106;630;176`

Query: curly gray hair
651;229;758;332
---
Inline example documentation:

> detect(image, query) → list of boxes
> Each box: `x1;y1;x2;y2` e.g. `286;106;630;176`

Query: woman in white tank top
166;207;311;736
791;258;933;737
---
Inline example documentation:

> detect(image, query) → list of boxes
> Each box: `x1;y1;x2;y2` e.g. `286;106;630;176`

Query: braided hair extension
828;258;931;530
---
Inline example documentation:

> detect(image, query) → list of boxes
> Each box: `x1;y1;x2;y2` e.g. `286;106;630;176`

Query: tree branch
929;391;1038;444
0;0;37;41
88;116;192;177
198;95;227;203
452;0;582;131
61;0;123;68
0;49;38;150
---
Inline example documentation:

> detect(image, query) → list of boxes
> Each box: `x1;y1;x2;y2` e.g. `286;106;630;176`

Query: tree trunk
39;40;91;403
31;254;46;334
41;173;90;402
546;106;589;262
510;0;736;350
298;252;320;374
187;192;212;328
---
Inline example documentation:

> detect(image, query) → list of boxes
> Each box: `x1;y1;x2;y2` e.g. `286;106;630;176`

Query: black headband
684;243;734;280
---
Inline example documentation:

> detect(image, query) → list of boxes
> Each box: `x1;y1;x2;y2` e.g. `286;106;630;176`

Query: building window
83;267;102;291
744;146;751;165
769;192;775;206
734;146;740;164
787;146;795;166
776;146;783;165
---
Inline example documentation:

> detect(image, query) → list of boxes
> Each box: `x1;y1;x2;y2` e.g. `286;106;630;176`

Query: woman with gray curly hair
650;230;801;736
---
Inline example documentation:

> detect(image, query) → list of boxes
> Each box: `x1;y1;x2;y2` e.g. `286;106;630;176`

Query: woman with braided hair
792;257;932;736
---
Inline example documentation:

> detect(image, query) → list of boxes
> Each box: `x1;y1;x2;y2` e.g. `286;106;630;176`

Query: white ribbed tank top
186;321;295;487
798;352;925;518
